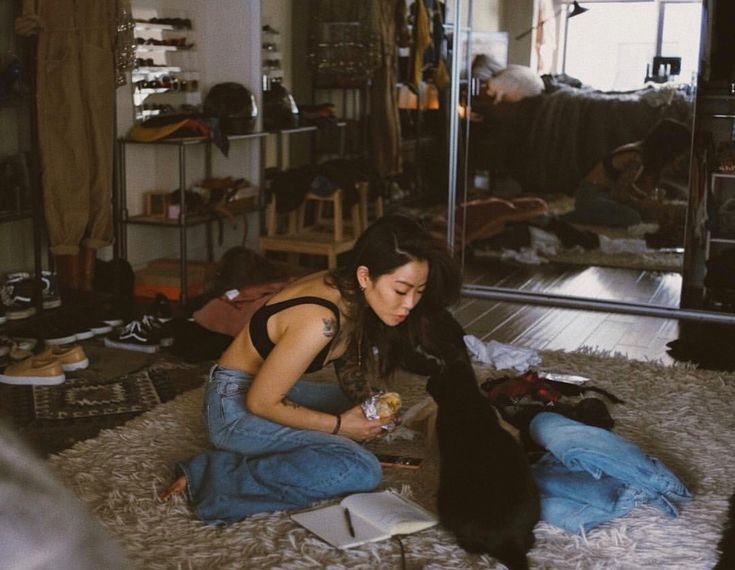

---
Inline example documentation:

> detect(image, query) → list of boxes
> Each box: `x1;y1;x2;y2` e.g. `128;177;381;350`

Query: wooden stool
355;181;384;234
259;188;360;269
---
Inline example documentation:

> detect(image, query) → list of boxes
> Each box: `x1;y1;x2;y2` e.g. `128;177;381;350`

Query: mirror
454;2;701;272
448;0;704;314
263;1;721;319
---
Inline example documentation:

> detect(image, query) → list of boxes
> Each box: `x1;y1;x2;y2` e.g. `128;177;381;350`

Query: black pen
343;507;356;537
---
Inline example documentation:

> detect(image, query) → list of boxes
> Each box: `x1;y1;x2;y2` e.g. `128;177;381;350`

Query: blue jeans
176;365;382;525
529;412;692;533
561;181;642;227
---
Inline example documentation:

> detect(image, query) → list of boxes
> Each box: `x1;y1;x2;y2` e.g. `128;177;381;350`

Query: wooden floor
453;257;683;365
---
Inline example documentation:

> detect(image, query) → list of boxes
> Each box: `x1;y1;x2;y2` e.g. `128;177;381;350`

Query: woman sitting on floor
160;215;461;524
562;118;692;228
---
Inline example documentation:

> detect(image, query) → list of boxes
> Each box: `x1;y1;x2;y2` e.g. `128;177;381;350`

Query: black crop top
248;296;340;374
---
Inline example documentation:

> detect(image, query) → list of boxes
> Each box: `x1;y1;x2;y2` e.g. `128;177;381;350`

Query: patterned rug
33;370;160;420
0;345;210;457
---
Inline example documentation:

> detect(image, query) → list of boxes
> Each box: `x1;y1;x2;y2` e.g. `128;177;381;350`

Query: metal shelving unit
115;132;268;305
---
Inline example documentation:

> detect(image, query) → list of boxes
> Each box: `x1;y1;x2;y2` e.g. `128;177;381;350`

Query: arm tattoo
322;317;337;339
334;356;371;404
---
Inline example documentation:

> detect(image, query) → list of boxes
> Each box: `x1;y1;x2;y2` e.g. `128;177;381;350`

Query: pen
343;507;355;537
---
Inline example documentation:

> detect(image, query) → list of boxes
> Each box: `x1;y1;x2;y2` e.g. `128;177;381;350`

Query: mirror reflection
263;1;704;311
453;0;702;310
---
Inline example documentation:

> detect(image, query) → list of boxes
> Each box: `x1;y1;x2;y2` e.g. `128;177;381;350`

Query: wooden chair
259;187;362;269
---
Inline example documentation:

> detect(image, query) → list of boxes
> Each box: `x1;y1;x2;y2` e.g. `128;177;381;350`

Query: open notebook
291;490;438;549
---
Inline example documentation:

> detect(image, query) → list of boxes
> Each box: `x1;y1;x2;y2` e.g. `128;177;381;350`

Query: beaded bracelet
332;414;342;435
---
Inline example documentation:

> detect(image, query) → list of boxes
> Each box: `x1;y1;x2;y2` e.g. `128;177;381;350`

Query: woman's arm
611;157;648;203
244;306;386;441
333;355;373;403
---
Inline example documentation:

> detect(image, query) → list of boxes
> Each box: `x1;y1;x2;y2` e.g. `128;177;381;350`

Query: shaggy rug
48;350;734;569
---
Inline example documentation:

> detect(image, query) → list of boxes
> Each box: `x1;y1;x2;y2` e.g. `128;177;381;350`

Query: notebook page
291;503;388;549
343;490;438;535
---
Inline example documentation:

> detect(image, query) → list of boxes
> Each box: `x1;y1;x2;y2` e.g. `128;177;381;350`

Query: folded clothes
529;412;692;533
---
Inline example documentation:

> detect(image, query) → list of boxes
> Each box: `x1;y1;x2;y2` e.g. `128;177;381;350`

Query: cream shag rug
48;350;734;569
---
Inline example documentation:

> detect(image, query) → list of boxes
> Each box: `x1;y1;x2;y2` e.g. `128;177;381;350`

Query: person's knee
328;444;382;492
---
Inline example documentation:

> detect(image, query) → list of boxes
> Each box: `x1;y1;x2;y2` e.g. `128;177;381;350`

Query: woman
160;215;461;524
562;118;692;228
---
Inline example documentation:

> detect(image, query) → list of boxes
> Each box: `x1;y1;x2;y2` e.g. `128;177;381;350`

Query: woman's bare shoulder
270;271;340;305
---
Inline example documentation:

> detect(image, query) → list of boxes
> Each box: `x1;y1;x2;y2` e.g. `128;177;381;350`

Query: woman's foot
158;474;187;502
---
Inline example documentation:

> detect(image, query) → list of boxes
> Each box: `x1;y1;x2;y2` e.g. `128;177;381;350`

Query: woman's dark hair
641;118;692;172
327;215;461;378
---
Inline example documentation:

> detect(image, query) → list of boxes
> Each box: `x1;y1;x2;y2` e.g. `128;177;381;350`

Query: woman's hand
337;404;393;442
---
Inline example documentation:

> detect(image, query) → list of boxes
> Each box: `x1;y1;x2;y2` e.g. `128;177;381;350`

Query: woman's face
358;260;429;326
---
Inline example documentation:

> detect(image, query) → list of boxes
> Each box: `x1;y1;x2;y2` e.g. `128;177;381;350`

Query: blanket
521;85;692;196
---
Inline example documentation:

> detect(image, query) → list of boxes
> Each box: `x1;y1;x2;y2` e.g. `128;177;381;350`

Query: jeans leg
177;365;381;524
562;182;642;227
532;452;653;533
529;412;691;502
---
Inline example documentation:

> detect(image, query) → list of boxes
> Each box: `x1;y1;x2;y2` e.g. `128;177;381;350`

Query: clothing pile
478;369;692;533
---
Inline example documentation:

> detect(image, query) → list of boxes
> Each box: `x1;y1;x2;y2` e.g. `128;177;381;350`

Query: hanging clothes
19;0;129;256
369;0;402;178
410;0;431;90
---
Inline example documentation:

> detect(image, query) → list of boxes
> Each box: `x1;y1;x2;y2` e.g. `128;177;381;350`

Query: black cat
427;356;540;570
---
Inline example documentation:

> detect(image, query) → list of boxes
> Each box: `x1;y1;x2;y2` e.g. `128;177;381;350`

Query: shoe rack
261;24;283;92
115;133;268;306
698;86;735;312
131;13;200;122
0;0;45;316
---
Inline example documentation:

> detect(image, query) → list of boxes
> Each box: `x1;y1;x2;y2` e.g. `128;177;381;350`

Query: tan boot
54;254;81;300
79;247;97;292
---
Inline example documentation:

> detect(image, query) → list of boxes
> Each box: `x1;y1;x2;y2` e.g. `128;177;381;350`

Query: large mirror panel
446;0;723;320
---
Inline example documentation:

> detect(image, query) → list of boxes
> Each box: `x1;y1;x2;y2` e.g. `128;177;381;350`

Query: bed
469;77;694;198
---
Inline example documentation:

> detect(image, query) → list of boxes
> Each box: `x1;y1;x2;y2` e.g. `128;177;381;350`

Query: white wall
500;0;536;65
473;0;502;31
118;0;262;270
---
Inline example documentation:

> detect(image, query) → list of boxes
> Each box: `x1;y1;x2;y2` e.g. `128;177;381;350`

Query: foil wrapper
361;392;399;431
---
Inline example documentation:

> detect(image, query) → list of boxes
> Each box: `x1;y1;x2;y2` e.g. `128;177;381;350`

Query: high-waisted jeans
176;365;382;525
529;412;692;533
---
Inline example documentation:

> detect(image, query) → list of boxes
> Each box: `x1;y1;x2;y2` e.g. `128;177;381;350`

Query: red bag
193;278;293;337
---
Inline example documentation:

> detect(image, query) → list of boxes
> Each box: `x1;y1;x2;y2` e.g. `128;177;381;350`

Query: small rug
546;248;683;273
33;370;160;420
78;345;154;382
48;350;735;569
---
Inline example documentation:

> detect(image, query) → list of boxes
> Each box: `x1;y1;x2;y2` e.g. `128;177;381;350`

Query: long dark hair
327;215;462;378
641;118;691;173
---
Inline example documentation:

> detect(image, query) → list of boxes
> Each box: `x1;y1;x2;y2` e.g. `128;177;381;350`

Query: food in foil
361;392;402;430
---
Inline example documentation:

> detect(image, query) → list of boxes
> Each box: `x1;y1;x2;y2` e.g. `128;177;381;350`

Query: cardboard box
134;258;216;300
144;192;172;217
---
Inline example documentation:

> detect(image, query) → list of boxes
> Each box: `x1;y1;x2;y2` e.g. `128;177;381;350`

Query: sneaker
146;293;173;322
41;270;62;309
0;356;65;385
35;344;89;371
42;321;80;345
2;272;36;320
104;319;160;353
0;336;34;361
141;313;173;347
